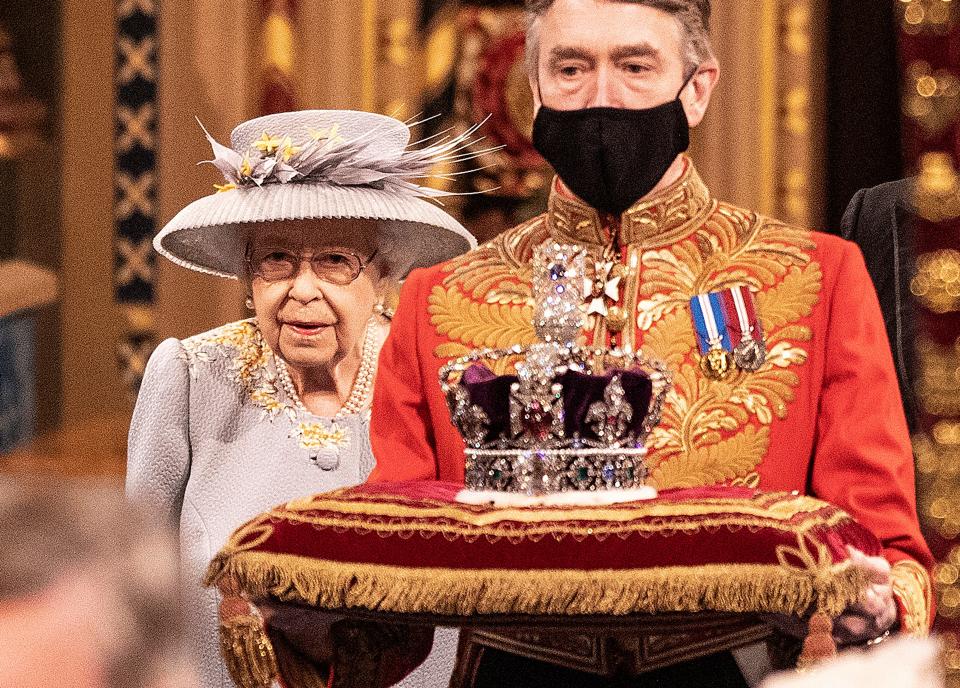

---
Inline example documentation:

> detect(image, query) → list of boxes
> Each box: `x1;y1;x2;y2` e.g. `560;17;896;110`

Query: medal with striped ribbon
722;285;767;372
690;292;735;380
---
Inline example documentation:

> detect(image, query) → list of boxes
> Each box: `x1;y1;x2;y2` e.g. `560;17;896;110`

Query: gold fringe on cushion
219;615;279;688
207;550;871;620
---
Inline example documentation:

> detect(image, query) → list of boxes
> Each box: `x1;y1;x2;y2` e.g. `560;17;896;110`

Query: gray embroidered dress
126;319;457;688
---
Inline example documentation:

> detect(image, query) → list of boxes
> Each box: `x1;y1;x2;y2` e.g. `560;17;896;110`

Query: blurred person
126;110;475;687
840;180;918;431
759;636;943;688
0;476;197;688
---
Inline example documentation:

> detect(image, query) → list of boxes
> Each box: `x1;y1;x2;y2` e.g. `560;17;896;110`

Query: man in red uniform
370;0;933;681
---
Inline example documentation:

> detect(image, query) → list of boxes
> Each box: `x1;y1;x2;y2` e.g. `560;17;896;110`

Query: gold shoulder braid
890;559;933;636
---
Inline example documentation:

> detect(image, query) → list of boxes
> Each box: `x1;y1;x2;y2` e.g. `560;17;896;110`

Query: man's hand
832;548;898;645
766;547;899;647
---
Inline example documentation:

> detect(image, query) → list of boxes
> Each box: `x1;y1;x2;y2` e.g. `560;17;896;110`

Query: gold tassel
219;615;279;688
209;551;871;620
796;611;837;669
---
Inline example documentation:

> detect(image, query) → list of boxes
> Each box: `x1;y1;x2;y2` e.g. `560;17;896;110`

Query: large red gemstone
524;406;554;441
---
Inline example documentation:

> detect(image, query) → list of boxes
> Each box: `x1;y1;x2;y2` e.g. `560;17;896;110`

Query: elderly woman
126;110;476;688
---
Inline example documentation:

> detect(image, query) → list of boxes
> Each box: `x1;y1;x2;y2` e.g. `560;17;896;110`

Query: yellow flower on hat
308;122;344;147
156;111;479;280
254;132;284;155
278;135;302;161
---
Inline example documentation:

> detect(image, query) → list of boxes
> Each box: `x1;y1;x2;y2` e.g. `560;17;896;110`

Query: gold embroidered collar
545;156;715;250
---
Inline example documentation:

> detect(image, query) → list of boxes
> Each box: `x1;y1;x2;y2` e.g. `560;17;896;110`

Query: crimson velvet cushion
206;480;881;622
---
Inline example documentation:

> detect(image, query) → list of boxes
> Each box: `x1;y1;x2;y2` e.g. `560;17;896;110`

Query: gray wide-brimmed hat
154;110;482;280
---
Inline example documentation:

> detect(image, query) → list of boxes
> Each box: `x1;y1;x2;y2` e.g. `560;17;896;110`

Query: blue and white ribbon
691;292;732;355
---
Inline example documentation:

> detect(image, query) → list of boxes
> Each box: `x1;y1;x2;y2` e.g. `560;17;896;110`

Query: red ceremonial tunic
369;159;934;632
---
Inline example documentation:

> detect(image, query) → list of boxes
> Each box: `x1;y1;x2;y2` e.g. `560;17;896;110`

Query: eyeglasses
247;248;377;285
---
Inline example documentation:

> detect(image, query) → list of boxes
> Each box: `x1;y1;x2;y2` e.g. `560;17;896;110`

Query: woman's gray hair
524;0;714;79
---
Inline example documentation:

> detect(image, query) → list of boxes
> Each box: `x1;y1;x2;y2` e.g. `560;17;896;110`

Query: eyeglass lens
252;250;364;285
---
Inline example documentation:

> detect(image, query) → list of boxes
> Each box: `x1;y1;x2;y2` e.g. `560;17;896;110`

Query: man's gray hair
524;0;714;78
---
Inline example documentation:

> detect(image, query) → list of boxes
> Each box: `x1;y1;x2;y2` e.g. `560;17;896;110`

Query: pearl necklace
274;317;379;419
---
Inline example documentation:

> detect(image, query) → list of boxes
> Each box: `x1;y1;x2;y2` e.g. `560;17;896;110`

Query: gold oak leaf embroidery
641;309;695;368
650;424;770;489
441;218;541;297
428;286;536;350
430;220;543;358
639;211;821;488
756;262;823;330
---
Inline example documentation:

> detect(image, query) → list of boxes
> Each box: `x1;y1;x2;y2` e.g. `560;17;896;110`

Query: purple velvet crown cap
461;364;654;445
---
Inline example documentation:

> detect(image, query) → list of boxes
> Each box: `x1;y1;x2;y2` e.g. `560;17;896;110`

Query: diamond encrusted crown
439;244;672;495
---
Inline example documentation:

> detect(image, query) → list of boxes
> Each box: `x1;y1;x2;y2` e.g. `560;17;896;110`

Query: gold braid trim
264;510;851;543
890;559;933;636
219;615;279;688
211;550;871;619
284;491;843;528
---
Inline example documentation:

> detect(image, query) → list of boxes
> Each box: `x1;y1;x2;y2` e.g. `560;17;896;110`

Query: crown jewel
440;243;672;496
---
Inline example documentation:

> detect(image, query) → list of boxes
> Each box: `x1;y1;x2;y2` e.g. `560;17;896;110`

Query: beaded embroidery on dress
179;318;377;465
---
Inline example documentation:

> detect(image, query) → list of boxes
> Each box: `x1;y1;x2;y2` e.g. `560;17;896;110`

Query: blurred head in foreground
0;477;197;688
759;636;944;688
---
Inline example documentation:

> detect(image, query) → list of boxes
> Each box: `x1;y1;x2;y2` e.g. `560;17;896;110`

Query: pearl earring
245;297;254;310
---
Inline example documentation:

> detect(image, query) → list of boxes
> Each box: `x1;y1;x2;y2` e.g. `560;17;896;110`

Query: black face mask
532;77;693;215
